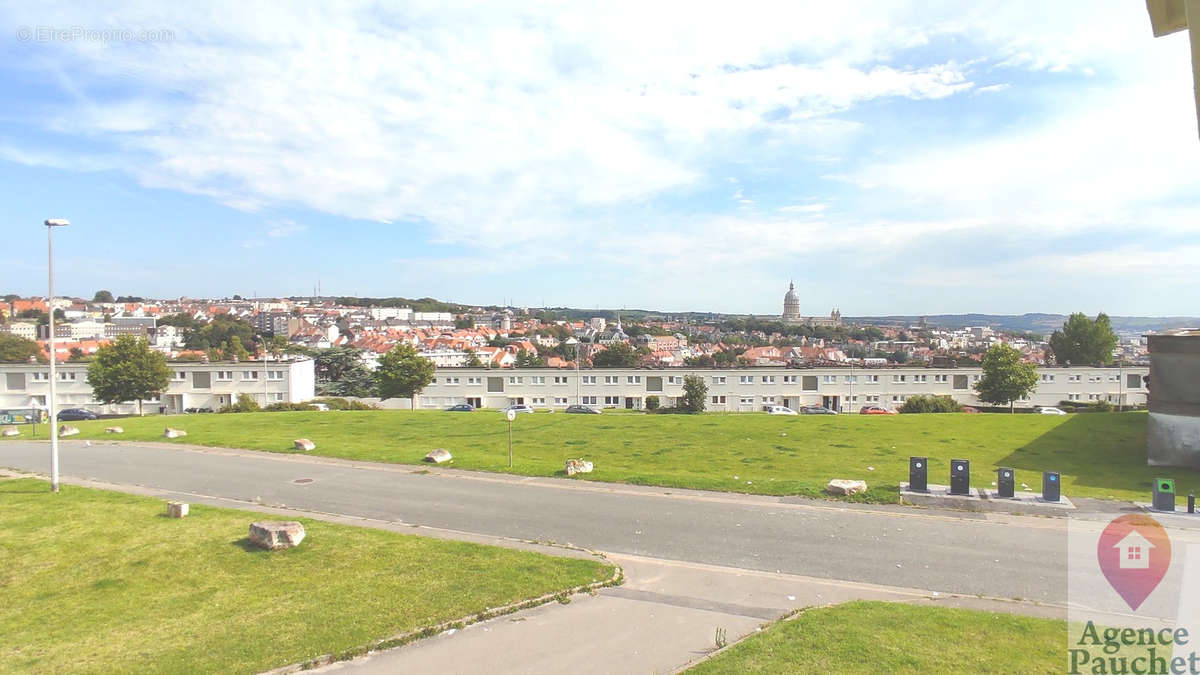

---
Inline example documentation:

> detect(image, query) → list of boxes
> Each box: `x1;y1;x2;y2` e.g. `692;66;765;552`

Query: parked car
800;405;838;415
502;404;535;414
184;407;214;413
961;406;981;414
564;405;601;414
765;405;798;416
310;403;330;411
446;404;475;412
56;408;97;421
1037;406;1068;415
859;406;898;415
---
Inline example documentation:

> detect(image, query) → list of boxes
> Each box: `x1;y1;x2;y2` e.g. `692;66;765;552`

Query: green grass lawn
0;478;612;674
13;409;1199;503
688;601;1065;674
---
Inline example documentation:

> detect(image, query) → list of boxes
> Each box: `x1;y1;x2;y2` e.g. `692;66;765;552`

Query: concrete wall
1147;331;1200;468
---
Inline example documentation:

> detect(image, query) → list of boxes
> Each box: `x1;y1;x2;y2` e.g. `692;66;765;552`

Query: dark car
57;408;98;421
800;405;838;415
564;405;601;414
446;404;475;412
184;407;214;413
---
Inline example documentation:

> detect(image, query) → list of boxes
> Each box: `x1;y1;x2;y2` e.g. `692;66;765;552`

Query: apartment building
0;358;315;415
417;365;1149;412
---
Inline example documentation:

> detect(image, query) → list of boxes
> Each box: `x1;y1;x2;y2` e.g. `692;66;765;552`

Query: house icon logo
1097;515;1172;611
1113;531;1154;570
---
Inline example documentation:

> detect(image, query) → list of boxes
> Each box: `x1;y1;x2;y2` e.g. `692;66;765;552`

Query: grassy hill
18;409;1198;504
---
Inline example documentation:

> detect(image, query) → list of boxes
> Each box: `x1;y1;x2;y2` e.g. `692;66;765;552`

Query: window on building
913;375;927;383
215;371;233;381
823;375;837;383
845;375;857;383
243;371;259;380
468;377;482;385
783;375;797;384
934;374;948;383
553;397;568;405
627;375;641;384
604;396;620;405
1041;374;1055;382
5;373;25;390
582;376;597;384
761;396;775;404
554;376;568;384
739;376;754;384
172;371;186;381
1128;374;1142;389
445;377;460;385
193;372;211;389
487;377;504;393
32;371;49;382
604;375;618;384
267;370;285;380
530;376;545;384
739;396;755;404
712;376;726;385
802;376;818;391
762;376;775;384
866;375;880;384
508;376;523;384
270;392;285;401
647;376;663;391
531;397;546;405
582;396;597;404
892;375;906;383
711;395;726;404
668;376;683;385
58;372;77;381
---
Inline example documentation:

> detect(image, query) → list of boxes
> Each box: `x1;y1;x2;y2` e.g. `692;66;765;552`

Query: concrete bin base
901;483;1075;513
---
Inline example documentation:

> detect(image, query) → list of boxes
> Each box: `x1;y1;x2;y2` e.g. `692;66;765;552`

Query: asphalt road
0;440;1069;602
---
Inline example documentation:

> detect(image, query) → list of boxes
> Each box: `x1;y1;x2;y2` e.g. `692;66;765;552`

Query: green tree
680;374;708;413
514;348;545;367
974;343;1038;413
1048;312;1118;366
86;335;172;416
376;344;435;409
464;349;483;367
227;335;251;361
67;347;86;362
0;333;45;363
92;290;115;303
592;341;640;367
645;395;660;411
184;315;255;351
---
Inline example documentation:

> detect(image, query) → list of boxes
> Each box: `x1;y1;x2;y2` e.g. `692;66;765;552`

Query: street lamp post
45;218;69;493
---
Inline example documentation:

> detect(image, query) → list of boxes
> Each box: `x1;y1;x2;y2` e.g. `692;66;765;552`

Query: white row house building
416;365;1149;412
0;358;315;415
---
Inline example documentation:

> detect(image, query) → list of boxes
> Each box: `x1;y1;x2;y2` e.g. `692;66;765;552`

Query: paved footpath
1;440;1083;672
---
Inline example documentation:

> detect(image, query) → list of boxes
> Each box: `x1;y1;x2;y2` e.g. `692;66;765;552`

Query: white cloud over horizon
0;1;1198;314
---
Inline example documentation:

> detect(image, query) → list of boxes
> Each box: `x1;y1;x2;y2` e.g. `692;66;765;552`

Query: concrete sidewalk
312;553;1065;674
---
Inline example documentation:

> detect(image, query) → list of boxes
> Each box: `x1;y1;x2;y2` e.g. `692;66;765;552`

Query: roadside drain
292;478;315;485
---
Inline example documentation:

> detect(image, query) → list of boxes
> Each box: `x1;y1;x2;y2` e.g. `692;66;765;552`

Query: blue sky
1;2;1198;316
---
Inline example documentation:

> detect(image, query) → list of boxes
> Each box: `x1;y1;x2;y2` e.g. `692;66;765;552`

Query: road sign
506;409;516;422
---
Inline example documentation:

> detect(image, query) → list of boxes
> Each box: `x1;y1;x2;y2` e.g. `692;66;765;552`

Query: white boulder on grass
565;458;594;476
105;426;123;434
424;448;452;464
166;501;189;518
249;521;306;550
163;428;187;439
826;479;868;496
293;438;315;451
1;426;19;437
58;425;79;437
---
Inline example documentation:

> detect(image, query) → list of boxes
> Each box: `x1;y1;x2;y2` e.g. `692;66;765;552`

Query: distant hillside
845;314;1200;334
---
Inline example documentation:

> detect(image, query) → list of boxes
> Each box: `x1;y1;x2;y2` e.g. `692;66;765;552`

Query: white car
765;405;798;416
1037;407;1068;415
502;404;535;414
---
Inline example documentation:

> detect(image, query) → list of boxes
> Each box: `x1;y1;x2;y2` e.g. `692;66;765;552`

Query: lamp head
45;219;70;227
